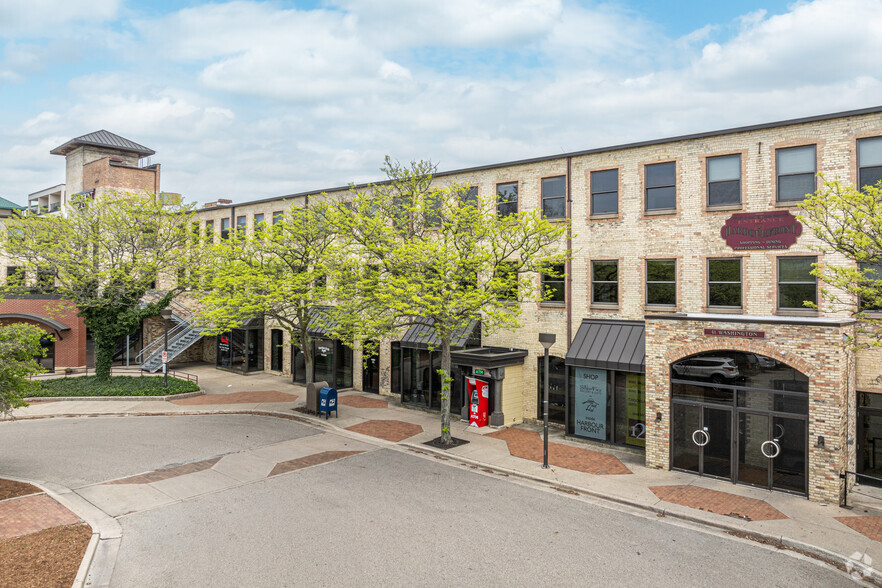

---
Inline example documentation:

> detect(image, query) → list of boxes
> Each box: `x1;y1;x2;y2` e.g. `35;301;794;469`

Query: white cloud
0;0;119;36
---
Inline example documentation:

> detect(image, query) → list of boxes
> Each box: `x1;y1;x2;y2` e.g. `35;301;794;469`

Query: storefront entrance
362;342;380;393
670;350;808;495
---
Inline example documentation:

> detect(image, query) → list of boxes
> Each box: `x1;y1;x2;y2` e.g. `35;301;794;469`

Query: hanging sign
721;210;802;250
573;367;607;440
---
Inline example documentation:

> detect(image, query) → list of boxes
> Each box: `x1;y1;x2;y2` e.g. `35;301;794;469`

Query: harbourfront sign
704;328;765;339
721;210;802;251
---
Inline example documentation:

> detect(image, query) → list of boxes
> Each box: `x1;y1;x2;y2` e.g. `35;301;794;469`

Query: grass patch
32;375;199;398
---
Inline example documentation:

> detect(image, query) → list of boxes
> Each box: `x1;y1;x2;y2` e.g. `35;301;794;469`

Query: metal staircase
137;298;208;373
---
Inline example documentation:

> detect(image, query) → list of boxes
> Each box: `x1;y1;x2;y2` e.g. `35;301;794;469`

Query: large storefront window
858;392;882;485
293;338;353;389
670;350;808;495
216;325;264;373
537;356;566;425
392;345;467;415
567;367;646;448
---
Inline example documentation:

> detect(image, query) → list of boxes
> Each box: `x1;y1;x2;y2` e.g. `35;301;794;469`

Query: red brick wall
83;158;159;194
0;298;86;369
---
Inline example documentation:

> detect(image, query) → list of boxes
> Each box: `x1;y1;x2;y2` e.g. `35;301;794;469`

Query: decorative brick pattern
171;390;298;405
269;451;364;476
0;494;81;540
650;485;788;521
106;457;222;485
487;428;632;475
338;395;388;408
836;516;882;542
345;420;423;442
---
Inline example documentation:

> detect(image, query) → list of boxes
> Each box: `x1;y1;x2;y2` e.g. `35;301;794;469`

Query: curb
399;441;882;584
22;391;204;402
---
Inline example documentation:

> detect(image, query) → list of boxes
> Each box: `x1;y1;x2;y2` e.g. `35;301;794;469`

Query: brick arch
664;339;814;377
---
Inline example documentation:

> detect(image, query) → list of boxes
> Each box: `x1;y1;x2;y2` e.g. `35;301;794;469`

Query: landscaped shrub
32;376;199;398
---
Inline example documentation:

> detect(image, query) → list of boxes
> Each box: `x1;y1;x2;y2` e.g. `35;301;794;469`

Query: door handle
692;429;710;447
761;440;781;459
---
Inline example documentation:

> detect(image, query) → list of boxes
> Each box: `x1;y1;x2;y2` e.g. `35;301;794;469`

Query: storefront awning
307;306;339;337
399;318;479;350
566;319;645;373
0;313;71;336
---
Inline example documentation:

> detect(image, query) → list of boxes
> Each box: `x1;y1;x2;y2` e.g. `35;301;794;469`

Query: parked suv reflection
672;356;741;387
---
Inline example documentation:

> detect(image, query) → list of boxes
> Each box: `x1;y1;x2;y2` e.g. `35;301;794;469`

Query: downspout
566;156;573;349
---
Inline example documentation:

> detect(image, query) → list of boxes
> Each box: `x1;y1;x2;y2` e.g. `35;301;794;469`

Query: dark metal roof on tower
50;130;155;157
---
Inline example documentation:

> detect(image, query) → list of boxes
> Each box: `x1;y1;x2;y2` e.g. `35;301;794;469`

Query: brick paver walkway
171;390;298;405
650;485;788;521
0;494;82;539
338;395;388;408
106;457;222;485
346;420;424;442
836;516;882;541
487;428;632;475
269;451;364;476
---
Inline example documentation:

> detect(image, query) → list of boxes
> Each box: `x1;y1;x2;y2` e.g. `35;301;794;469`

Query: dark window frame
590;169;619;216
644;161;677;212
859;261;882;312
496;181;519;218
707;257;742;308
777;256;818;310
591;260;619;305
706;154;742;207
541;175;566;219
776;144;817;203
220;218;230;240
541;263;566;304
858;137;882;191
646;259;676;306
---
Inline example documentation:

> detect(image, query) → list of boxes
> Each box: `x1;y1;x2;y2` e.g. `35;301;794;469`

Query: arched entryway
670;350;808;495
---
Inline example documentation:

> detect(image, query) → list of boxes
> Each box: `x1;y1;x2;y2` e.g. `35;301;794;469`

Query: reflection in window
777;256;817;310
541;263;565;303
777;145;816;202
707;154;741;206
707;258;741;308
541;176;566;219
591;169;618;215
645;162;676;211
537;356;566;424
496;182;518;217
592;260;618;304
646;259;676;306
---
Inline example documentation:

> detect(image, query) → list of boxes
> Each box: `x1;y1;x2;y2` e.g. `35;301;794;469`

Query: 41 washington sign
721;210;802;251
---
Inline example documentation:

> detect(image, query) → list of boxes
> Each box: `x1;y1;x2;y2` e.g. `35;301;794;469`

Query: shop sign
625;374;646;448
474;368;486;375
573;367;606;440
218;335;230;354
704;328;765;339
721;210;802;251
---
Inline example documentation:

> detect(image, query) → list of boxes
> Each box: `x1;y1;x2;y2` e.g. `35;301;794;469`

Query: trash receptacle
306;381;329;414
319;387;338;419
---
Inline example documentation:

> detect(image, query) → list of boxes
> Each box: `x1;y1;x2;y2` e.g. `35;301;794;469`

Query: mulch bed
423;436;470;450
0;523;92;588
0;479;41;502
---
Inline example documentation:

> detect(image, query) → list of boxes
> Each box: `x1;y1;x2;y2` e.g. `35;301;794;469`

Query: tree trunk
440;338;452;445
301;327;314;385
94;336;114;381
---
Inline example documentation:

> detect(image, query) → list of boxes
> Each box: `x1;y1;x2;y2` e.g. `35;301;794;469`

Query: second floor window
858;137;882;191
590;169;618;216
591;260;618;304
253;213;265;232
646;259;676;306
541;176;566;219
497;182;518;218
777;145;816;202
272;211;284;225
221;218;230;239
707;258;742;308
204;220;214;243
707;154;741;207
541;263;565;303
494;262;518;301
6;266;23;287
236;215;247;235
859;261;882;311
645;162;676;212
777;256;817;310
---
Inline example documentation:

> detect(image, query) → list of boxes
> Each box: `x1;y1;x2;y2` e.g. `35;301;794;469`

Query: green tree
195;204;338;383
0;323;47;415
799;177;882;345
327;158;567;445
1;192;198;380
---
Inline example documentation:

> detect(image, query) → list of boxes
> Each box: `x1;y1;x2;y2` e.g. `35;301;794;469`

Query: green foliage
799;177;882;346
195;203;339;383
1;191;199;379
326;157;568;443
0;323;46;414
33;375;199;397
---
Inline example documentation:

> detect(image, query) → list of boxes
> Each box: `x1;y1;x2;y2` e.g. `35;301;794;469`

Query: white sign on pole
162;351;168;364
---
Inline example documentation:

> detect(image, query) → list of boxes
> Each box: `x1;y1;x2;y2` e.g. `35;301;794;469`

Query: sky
1;0;881;205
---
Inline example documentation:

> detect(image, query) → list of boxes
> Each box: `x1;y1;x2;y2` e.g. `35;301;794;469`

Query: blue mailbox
319;387;338;419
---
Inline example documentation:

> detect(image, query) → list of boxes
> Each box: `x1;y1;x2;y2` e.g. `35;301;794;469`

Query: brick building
12;106;882;504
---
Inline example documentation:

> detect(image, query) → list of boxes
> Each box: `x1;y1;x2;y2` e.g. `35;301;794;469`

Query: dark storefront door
671;403;732;479
363;345;380;393
858;393;882;486
737;411;806;494
271;330;283;371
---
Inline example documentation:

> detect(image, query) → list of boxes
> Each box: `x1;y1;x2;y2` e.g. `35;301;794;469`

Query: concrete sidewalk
9;364;882;583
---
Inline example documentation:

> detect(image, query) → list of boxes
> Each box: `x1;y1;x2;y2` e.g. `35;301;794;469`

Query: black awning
399;318;479;350
0;313;71;333
307;306;339;337
565;319;645;373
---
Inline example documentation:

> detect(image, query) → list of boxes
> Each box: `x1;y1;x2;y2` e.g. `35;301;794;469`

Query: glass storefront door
270;329;283;371
858;392;882;485
671;403;731;479
738;412;806;493
362;344;380;393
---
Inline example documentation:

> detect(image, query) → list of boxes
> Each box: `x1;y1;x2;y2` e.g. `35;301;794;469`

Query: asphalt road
0;415;857;587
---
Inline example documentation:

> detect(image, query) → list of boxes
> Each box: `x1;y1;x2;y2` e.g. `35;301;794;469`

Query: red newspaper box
467;376;490;427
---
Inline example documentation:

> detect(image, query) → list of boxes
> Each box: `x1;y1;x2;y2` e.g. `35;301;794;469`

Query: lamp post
538;332;556;469
160;308;173;390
